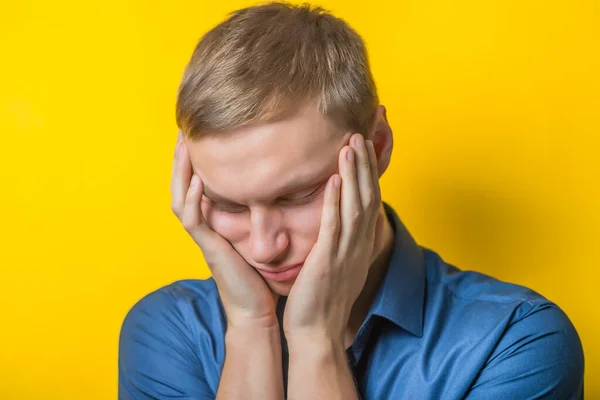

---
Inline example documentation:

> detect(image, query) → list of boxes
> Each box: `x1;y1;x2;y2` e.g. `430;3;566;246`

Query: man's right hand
170;130;279;330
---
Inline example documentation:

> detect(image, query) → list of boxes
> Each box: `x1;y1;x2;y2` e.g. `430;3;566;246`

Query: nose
248;207;289;265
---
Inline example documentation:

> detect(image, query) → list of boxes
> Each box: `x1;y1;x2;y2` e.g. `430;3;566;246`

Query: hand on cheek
283;133;381;341
171;131;279;330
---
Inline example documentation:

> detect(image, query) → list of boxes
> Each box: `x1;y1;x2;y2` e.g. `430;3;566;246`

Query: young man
119;3;584;399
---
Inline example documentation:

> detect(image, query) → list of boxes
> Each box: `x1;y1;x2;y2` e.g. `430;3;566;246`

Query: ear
367;105;393;178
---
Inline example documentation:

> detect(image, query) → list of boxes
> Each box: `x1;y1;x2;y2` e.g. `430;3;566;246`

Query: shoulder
118;279;225;399
120;278;224;341
424;248;545;306
422;247;582;342
130;278;220;306
422;248;584;398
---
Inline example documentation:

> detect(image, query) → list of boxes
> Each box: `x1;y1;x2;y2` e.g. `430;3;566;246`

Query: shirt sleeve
118;287;217;400
465;301;584;400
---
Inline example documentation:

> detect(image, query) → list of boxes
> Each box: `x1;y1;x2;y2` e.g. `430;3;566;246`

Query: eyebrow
203;171;331;205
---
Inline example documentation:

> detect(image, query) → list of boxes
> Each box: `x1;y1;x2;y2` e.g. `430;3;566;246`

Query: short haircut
176;1;379;140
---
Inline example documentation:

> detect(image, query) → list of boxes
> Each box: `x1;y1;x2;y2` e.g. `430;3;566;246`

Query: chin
266;279;296;297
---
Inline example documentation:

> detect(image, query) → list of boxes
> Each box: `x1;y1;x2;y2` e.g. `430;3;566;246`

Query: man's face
186;103;353;296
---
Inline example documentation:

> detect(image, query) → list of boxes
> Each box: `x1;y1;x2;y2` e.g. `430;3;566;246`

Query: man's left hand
283;133;382;343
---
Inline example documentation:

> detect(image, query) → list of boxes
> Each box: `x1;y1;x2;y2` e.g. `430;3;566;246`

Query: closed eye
281;186;323;203
207;185;325;214
208;200;246;214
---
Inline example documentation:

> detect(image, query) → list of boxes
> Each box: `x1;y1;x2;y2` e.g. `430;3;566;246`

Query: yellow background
1;0;598;398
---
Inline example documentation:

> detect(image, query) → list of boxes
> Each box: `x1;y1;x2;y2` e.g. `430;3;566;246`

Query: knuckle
364;193;375;209
182;220;195;232
351;209;362;223
314;266;330;280
184;193;196;206
329;221;340;233
181;215;195;231
171;204;181;219
374;191;382;204
326;215;339;231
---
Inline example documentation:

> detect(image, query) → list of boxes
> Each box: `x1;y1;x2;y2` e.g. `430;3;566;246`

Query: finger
170;140;193;219
170;130;183;182
180;174;216;250
352;134;375;221
365;139;381;231
314;174;342;260
338;142;362;257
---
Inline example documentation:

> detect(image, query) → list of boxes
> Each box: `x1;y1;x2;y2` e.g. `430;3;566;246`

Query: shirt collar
366;202;426;337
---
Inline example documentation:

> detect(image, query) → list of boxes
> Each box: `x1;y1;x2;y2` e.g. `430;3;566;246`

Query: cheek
200;202;246;241
291;197;326;237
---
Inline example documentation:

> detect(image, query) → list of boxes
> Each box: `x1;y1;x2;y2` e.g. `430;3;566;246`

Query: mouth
256;263;304;282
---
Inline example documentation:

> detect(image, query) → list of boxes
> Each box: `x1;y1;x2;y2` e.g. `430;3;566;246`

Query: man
118;2;584;399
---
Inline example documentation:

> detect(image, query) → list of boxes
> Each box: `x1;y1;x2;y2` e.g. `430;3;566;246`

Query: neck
345;203;395;348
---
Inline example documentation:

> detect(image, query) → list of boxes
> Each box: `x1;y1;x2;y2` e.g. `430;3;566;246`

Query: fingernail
334;176;341;188
191;175;199;187
347;148;354;162
356;135;364;149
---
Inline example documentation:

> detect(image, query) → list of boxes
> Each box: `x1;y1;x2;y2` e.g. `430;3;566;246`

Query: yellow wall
1;0;597;398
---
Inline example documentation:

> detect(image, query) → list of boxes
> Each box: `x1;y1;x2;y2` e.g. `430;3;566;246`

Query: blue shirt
119;202;584;399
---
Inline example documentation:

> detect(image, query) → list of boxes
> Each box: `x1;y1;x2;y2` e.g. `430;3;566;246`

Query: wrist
287;333;346;359
226;321;281;345
227;312;279;331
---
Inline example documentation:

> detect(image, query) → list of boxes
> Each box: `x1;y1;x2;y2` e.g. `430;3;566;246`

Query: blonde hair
176;1;379;140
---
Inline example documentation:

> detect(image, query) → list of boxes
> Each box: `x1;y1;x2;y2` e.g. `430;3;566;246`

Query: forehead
187;104;352;204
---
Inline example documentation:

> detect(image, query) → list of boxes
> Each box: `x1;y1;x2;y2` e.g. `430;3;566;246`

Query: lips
256;263;304;282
